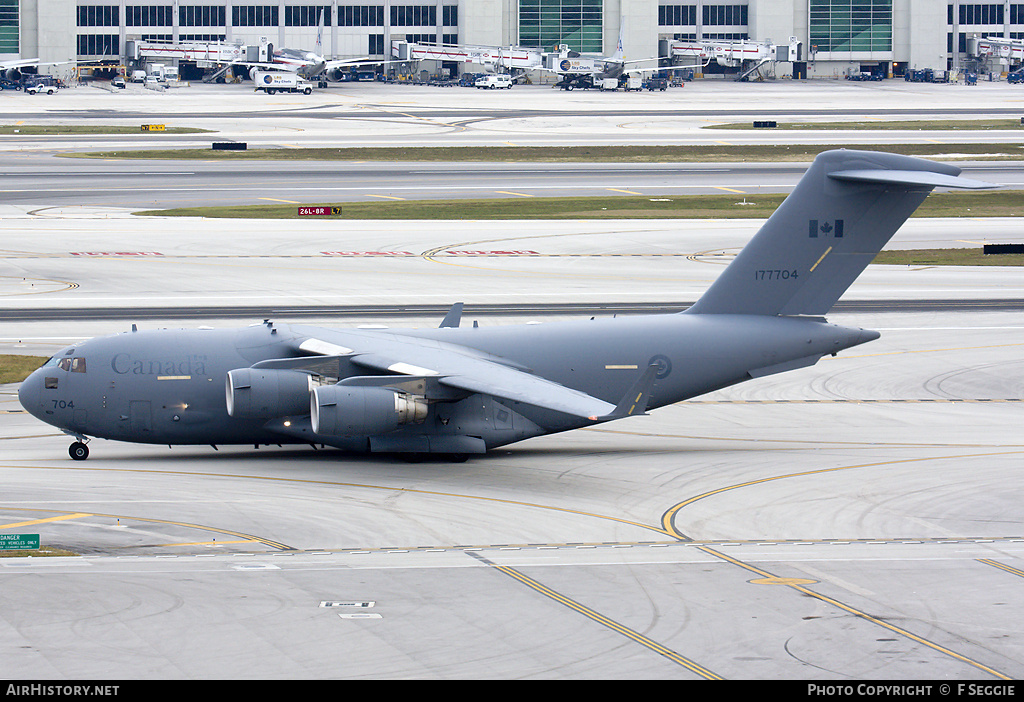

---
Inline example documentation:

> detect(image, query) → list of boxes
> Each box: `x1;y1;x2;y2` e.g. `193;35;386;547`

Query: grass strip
0;355;46;384
0;125;210;135
0;547;80;558
704;119;1024;131
872;248;1024;266
70;142;1024;162
133;189;1024;220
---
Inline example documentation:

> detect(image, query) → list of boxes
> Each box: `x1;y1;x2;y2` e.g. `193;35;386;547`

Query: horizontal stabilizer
828;169;998;190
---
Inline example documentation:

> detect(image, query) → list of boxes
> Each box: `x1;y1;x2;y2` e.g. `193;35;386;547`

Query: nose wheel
69;441;90;461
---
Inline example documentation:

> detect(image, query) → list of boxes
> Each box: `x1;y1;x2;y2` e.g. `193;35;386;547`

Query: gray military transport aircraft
19;150;995;461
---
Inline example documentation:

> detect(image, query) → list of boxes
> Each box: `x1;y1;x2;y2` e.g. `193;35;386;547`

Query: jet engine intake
311;385;428;436
226;368;320;419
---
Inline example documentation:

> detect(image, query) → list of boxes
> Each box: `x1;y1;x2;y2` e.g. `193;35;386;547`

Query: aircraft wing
352;350;618;419
0;58;41;69
293;332;627;420
325;57;408;69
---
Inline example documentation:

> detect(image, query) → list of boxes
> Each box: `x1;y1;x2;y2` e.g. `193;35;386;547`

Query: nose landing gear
69;441;89;461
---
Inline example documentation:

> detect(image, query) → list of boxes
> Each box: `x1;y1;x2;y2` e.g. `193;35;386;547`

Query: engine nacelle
325;67;347;82
226;368;316;419
311;385;427;436
3;68;22;81
248;66;260;81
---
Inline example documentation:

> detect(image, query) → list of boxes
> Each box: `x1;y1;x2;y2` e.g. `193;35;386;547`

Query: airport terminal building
3;0;1022;80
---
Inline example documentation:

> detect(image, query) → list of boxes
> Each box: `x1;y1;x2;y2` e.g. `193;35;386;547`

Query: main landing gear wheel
69;442;89;461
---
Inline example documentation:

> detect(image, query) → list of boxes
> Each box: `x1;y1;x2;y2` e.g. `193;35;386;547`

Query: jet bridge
125;38;277;82
126;39;252;67
966;36;1024;74
391;40;542;72
664;37;801;81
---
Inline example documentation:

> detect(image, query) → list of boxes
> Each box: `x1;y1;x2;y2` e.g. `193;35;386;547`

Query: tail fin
686;150;996;317
611;25;624;61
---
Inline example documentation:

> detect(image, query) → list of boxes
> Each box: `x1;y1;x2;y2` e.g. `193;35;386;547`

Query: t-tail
686;150;996;317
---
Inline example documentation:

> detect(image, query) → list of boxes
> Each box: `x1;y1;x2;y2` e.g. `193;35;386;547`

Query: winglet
439;302;464;328
592;363;659;421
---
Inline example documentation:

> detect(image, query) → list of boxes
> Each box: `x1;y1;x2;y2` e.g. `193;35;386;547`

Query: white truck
474;74;513;89
253;70;314;95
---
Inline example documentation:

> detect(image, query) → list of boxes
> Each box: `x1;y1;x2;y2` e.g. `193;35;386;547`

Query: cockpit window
56;357;86;373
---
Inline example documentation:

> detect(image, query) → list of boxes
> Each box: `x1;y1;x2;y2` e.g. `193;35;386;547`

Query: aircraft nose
17;368;44;421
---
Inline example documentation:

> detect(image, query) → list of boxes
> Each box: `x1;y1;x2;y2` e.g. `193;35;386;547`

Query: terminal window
285;5;332;26
659;5;697;26
77;5;119;27
232;5;279;27
179;6;226;27
519;0;603;53
809;0;892;53
339;6;384;26
391;5;436;26
703;4;748;26
126;5;172;27
0;0;17;53
955;4;1005;25
339;5;385;26
77;33;119;56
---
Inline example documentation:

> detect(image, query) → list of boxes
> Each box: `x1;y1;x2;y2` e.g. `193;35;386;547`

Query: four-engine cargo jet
18;151;995;461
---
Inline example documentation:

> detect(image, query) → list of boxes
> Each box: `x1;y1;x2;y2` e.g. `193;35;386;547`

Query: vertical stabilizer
685;150;996;317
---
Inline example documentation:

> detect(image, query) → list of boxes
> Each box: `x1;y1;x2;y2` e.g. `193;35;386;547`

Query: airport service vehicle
18;151;996;461
253;70;314;95
25;83;55;95
130;70;147;83
474;74;512;89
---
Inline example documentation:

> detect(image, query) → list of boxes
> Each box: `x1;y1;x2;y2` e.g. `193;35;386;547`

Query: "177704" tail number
755;269;799;280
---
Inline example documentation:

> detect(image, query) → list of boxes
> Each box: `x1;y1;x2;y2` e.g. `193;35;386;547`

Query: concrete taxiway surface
2;78;1024;679
2;306;1023;679
2;79;1024;151
2;159;1023;208
2;212;1024;679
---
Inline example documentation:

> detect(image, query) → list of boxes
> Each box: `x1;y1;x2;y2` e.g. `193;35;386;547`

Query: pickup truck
25;83;56;95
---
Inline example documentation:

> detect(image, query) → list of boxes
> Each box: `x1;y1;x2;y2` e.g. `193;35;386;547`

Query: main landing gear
69;441;89;461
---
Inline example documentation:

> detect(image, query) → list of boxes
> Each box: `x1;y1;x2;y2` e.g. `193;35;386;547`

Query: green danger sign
0;534;40;550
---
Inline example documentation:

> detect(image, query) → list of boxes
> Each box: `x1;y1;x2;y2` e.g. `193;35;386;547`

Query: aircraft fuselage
19;313;874;454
